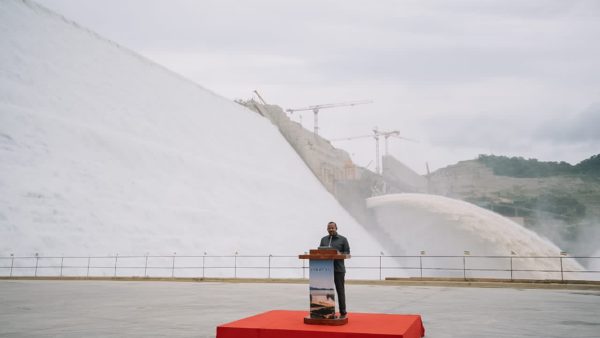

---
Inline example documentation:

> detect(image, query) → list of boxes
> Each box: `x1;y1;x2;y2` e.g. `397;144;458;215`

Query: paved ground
1;280;599;337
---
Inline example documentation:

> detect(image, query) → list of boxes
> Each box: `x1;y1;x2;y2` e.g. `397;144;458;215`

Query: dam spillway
367;193;584;279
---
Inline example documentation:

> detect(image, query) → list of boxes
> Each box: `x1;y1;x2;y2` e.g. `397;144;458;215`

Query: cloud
535;103;600;143
34;0;600;170
420;103;600;167
38;0;600;86
424;113;531;149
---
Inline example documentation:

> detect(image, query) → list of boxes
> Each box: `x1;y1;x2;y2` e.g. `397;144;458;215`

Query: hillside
429;155;600;256
478;154;600;178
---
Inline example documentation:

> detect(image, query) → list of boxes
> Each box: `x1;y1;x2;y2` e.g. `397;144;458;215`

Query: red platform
216;310;425;338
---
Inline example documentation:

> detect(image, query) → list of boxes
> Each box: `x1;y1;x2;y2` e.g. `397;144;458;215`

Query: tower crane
253;90;267;105
286;99;373;136
330;127;416;174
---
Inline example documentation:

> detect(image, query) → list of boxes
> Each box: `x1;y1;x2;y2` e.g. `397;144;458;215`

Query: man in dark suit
319;221;350;318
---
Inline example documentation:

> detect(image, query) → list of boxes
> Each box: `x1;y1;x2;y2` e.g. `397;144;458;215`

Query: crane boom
330;128;416;174
286;99;373;135
329;134;373;142
253;90;267;105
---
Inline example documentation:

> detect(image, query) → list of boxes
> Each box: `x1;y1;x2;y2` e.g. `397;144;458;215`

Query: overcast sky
36;0;600;173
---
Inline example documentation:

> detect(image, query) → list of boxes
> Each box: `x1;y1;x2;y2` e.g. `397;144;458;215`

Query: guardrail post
268;254;272;279
202;252;206;279
60;257;64;278
379;254;382;281
171;252;176;278
9;253;14;277
510;256;513;281
234;252;238;279
114;254;118;278
302;252;307;279
34;253;39;278
560;256;564;282
420;251;426;279
463;251;470;281
87;257;90;278
144;254;148;277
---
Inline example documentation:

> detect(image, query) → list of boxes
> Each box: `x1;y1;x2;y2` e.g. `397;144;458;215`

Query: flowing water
367;193;586;280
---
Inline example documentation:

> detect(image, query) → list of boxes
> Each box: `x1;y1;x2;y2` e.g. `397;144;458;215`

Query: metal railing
0;253;598;282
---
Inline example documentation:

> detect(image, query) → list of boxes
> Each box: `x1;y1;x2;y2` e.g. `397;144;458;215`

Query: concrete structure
1;280;599;337
244;101;368;192
241;100;426;229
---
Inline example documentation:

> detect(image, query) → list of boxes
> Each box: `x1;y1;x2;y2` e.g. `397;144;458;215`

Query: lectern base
304;316;348;325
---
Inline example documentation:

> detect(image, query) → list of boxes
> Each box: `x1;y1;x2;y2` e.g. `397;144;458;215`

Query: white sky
35;0;600;173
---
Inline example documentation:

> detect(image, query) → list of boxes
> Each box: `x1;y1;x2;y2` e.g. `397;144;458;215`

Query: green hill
477;154;600;178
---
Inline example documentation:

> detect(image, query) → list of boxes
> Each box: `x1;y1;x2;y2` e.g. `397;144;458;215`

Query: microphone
328;235;332;247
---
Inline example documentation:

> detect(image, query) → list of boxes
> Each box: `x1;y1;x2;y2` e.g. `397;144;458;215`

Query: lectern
299;248;350;325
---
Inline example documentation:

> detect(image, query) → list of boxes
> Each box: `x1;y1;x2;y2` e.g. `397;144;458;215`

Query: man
319;221;350;318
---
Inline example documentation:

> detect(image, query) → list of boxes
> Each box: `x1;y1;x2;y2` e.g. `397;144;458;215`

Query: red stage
217;310;425;338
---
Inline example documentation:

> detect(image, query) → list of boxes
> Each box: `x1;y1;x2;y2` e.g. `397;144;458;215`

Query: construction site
239;93;427;227
239;93;600;265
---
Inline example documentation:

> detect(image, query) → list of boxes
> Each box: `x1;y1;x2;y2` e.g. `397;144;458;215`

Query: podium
217;249;426;337
299;248;350;325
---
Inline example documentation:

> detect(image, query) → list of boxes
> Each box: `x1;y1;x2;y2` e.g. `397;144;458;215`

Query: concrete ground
1;280;599;338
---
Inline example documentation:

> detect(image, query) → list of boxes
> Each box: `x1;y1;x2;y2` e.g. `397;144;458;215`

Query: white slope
0;0;383;262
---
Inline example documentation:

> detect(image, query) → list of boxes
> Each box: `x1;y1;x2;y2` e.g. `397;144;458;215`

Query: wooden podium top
298;249;351;260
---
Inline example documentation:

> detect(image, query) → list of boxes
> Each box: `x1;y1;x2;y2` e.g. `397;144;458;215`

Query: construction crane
330;127;416;175
286;100;373;136
253;90;267;105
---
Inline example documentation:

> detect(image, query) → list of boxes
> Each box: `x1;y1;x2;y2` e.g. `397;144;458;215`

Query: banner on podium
309;259;335;319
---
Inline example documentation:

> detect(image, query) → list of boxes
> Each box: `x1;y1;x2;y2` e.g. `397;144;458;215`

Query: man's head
327;221;337;236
